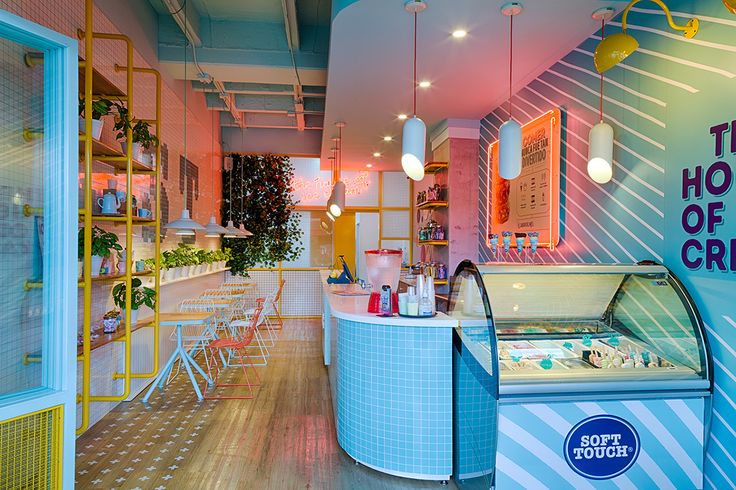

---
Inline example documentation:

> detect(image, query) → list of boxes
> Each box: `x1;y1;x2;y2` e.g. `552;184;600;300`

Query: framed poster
486;108;561;249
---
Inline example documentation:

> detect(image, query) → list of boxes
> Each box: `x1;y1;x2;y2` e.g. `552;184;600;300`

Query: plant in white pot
79;96;113;140
79;226;122;278
112;277;156;326
114;104;159;164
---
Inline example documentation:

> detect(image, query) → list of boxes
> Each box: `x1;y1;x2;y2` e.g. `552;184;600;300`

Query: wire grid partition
0;406;62;489
281;270;323;317
229;269;324;318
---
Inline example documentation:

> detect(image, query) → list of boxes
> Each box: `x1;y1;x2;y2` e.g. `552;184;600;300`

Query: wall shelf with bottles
417;200;448;210
423;161;448;174
418;240;448;246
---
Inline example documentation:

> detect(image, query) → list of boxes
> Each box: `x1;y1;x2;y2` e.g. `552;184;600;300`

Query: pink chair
204;305;263;400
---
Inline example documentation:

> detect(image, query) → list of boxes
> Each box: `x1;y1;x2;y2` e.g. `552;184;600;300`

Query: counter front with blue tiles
321;272;458;481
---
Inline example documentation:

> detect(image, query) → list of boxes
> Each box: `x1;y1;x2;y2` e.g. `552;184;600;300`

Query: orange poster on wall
486;108;561;249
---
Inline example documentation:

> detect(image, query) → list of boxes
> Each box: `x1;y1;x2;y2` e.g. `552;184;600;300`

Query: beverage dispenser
365;249;402;313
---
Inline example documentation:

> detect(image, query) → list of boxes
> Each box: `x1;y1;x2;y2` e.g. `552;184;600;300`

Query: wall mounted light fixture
594;0;699;73
724;0;736;14
401;0;427;182
588;8;616;184
498;2;523;181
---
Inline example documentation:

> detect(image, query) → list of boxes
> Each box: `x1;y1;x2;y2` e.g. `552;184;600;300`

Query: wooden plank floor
75;319;465;489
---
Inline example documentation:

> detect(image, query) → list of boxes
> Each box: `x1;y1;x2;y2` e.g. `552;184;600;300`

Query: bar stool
204;305;263;400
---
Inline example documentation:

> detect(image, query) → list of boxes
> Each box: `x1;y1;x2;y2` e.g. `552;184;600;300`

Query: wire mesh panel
0;37;45;396
244;270;279;300
0;406;62;489
281;270;322;317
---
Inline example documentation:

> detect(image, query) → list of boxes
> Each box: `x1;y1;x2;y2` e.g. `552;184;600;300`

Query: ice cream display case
449;262;712;489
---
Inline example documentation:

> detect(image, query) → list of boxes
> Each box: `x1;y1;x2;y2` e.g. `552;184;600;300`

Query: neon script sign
680;120;736;272
292;171;372;202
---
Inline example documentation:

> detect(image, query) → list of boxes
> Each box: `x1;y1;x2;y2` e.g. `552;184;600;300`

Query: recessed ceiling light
452;29;467;39
383;136;393;142
398;114;408;120
419;81;431;88
373;152;381;157
366;163;373;168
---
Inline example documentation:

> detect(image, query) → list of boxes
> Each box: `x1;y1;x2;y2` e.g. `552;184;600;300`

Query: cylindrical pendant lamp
587;122;614;184
498;119;522;180
401;116;426;181
329;180;345;218
498;2;523;181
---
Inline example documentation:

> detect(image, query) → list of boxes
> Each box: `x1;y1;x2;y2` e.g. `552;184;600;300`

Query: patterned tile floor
74;320;476;489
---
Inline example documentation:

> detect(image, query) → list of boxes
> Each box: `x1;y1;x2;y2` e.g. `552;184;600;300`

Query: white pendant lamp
329;180;345;218
204;110;228;237
328;122;346;218
588;8;616;184
165;8;204;235
223;220;242;238
498;2;523;181
401;0;427;182
168;209;205;235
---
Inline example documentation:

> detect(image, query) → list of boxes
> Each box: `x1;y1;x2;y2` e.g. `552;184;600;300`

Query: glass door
0;10;78;490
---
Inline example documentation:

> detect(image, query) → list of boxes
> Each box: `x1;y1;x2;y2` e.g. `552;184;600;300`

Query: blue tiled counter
322;275;457;481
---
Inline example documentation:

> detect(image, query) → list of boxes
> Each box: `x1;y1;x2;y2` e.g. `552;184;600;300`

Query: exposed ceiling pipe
162;0;244;128
161;0;202;47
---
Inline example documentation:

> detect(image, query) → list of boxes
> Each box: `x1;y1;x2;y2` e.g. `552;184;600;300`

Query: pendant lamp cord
508;13;513;119
182;3;188;211
599;19;605;122
413;11;417;116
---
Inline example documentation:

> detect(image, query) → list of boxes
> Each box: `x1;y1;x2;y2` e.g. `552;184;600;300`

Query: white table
142;312;214;402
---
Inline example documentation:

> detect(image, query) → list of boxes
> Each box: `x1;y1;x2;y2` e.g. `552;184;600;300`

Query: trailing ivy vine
221;154;304;275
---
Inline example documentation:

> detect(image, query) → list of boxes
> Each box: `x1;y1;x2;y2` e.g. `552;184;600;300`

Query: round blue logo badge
564;415;640;480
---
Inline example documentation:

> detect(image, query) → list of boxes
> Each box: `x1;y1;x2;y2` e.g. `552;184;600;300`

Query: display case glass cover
448;263;711;395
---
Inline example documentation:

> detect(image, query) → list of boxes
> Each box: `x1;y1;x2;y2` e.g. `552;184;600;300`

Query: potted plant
112;277;156;326
101;309;120;334
78;226;122;277
113;105;159;164
79;96;113;140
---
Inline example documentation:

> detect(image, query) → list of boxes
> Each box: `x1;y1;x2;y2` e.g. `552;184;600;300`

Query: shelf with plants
423;161;448;174
75;15;163;436
77;317;153;356
78;135;153;173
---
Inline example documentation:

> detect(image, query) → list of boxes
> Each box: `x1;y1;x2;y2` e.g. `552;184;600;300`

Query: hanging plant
222;154;304;275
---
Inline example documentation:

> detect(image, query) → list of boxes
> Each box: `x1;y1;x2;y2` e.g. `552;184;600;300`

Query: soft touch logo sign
564;415;640;480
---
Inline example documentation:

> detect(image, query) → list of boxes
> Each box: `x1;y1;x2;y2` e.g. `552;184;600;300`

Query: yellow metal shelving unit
77;0;161;435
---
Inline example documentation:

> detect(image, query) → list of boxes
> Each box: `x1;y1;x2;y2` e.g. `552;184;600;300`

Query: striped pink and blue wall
478;1;736;488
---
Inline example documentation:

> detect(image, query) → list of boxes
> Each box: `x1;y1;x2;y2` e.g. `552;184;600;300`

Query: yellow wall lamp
594;0;699;73
725;0;736;14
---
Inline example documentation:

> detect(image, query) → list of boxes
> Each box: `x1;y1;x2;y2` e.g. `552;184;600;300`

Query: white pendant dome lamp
401;0;427;182
223;156;244;238
204;110;228;237
588;8;616;184
165;34;205;236
498;2;523;181
329;122;346;218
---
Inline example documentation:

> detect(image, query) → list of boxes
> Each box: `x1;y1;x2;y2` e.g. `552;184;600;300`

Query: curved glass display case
449;262;712;396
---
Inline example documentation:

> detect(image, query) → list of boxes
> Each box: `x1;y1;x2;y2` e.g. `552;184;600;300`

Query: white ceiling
321;0;620;171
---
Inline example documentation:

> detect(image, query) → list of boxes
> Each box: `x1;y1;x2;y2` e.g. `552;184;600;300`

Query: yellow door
333;212;356;276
